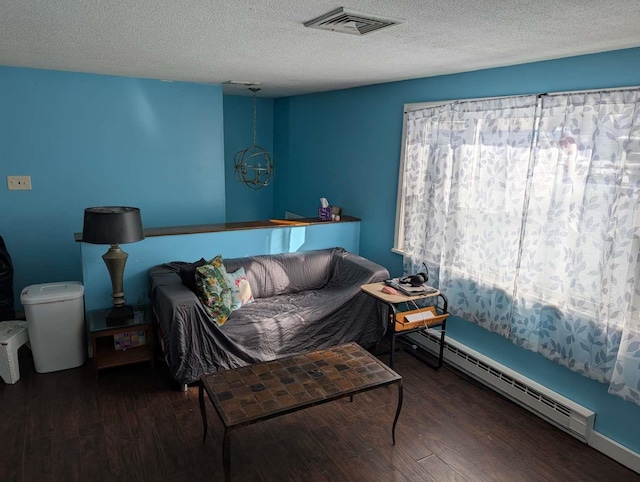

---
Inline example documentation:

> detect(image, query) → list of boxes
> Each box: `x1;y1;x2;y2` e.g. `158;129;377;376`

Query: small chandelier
234;88;274;189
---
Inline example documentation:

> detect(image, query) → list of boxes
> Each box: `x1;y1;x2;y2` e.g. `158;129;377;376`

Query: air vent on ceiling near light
304;7;405;36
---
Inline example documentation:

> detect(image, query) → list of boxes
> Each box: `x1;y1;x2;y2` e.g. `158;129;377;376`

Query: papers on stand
384;278;438;296
404;311;435;323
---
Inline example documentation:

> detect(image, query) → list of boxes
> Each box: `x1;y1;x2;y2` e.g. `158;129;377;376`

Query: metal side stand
361;282;449;370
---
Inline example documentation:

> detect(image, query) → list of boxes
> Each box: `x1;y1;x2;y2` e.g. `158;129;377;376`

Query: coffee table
199;342;403;481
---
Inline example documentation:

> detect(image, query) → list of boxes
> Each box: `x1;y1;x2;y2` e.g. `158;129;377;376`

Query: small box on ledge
318;206;332;221
318;197;333;221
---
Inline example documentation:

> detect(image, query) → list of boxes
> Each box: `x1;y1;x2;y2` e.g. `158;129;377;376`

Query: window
395;89;640;405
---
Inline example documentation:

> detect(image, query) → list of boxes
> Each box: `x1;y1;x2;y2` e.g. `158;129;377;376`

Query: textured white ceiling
1;0;639;97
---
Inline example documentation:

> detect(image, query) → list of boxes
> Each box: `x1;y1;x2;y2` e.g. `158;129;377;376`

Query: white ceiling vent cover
304;7;405;36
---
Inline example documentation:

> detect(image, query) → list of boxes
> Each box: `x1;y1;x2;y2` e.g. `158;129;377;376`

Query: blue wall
273;47;640;454
0;67;225;308
223;95;274;222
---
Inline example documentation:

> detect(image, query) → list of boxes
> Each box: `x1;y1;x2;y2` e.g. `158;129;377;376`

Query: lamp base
106;304;134;327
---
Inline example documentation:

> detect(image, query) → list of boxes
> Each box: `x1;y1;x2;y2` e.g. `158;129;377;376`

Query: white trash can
20;282;86;373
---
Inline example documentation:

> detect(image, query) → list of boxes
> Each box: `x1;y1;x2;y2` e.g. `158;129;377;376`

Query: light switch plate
7;176;32;190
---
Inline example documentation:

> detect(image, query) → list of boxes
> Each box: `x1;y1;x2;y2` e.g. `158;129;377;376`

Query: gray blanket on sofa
148;247;389;385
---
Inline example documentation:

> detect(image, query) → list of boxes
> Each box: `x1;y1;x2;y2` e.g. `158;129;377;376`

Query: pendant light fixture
234;88;274;189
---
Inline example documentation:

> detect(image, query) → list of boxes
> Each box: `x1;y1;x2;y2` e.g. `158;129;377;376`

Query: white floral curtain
403;96;539;336
401;89;640;405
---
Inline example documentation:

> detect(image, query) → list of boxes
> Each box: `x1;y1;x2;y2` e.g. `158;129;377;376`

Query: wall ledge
75;215;360;242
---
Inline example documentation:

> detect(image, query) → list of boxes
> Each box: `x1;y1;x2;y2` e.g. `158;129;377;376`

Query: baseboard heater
405;330;595;443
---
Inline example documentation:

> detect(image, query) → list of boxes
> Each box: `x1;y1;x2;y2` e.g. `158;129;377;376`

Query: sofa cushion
226;267;254;310
224;249;333;299
195;255;233;325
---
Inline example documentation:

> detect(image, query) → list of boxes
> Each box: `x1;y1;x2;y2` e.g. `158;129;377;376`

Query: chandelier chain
250;87;260;145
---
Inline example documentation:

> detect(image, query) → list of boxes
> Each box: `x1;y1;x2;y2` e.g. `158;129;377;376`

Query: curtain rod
405;85;640;113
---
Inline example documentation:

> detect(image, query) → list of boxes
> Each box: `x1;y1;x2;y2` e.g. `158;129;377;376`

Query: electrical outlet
7;176;32;190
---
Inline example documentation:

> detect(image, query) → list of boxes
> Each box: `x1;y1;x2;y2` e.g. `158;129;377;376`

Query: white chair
0;320;29;384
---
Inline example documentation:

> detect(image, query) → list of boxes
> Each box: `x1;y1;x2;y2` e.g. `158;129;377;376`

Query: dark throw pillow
180;258;206;292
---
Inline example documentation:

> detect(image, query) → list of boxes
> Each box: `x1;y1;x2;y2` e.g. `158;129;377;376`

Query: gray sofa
148;247;389;388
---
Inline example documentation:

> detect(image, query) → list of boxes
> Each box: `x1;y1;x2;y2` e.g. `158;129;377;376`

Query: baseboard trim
589;431;640;474
406;331;640;475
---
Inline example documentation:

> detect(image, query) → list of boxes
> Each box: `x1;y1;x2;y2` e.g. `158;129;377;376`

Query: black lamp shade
82;207;145;245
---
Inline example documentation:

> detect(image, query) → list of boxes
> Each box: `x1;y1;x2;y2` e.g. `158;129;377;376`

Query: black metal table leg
437;293;449;369
437;319;446;368
439;292;448;313
199;382;208;444
389;303;397;369
392;381;403;445
223;428;231;482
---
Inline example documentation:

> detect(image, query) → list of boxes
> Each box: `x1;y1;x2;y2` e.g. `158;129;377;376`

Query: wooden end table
361;282;449;369
88;304;154;374
199;342;403;482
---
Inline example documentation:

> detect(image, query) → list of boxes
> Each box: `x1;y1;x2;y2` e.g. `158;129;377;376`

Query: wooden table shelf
394;305;448;332
88;305;154;374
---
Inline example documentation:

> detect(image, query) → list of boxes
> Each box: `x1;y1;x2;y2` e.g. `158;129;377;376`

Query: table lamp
82;206;145;325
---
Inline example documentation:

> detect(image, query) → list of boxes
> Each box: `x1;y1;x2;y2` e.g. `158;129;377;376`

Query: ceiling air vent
304;7;404;36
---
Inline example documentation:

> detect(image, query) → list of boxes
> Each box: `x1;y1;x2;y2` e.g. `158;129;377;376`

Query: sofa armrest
328;250;390;288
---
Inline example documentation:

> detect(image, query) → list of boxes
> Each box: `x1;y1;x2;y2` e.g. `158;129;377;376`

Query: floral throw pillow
226;267;254;311
195;255;233;326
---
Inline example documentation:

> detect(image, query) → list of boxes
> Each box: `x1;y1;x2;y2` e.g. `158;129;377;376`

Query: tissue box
318;206;332;221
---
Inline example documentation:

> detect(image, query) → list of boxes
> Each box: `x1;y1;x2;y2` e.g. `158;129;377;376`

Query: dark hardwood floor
1;344;638;482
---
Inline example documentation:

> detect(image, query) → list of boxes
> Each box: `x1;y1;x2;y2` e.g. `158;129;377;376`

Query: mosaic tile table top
200;342;401;428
